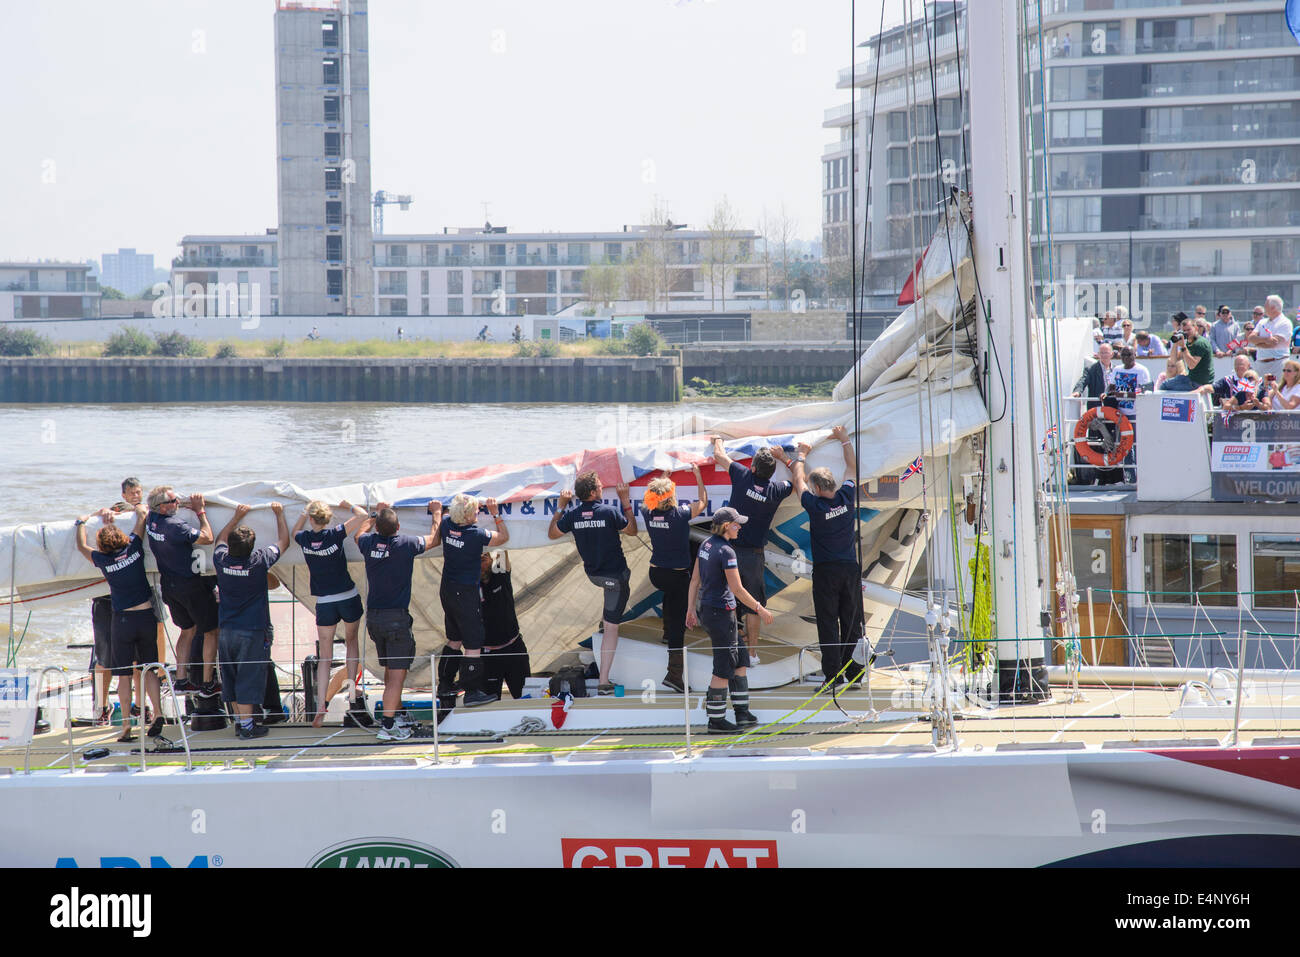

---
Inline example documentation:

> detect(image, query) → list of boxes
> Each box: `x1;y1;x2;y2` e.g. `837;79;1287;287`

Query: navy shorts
91;596;113;669
110;609;160;677
441;581;485;651
219;627;272;706
586;569;631;625
366;608;415;671
161;575;219;634
316;594;363;627
733;546;766;616
701;603;748;680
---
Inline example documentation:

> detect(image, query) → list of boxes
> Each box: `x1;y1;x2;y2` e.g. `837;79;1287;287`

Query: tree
760;204;798;308
100;286;126;300
582;260;623;311
626;197;673;311
704;196;742;311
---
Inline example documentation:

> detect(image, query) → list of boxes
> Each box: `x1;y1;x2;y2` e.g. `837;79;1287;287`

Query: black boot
705;687;737;732
663;649;685;693
461;659;496;708
729;676;758;729
344;692;375;729
438;646;463;693
436;692;458;725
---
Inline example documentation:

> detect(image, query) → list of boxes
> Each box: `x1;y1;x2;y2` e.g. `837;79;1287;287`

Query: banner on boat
1210;412;1300;501
0;670;37;747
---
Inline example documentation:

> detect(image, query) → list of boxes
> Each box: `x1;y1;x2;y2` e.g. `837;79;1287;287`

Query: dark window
322;20;339;49
323;96;340;122
325;167;341;190
322;58;339;85
325;201;343;226
325;236;343;261
324;131;341;156
326;269;343;297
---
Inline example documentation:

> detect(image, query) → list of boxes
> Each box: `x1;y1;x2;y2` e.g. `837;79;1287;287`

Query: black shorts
366;608;415;672
161;575;219;634
733;546;766;616
110;609;160;677
441;581;485;651
700;603;748;680
315;594;363;627
483;634;530;699
91;596;113;669
586;569;631;625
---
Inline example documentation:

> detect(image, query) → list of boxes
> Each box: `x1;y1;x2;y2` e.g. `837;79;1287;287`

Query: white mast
968;0;1050;702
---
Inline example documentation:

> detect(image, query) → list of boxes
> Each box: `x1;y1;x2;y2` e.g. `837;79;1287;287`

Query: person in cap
791;426;865;690
640;464;709;692
685;506;773;732
1210;305;1240;357
548;473;637;695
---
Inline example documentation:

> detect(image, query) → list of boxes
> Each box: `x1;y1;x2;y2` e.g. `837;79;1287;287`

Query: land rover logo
308;839;457;869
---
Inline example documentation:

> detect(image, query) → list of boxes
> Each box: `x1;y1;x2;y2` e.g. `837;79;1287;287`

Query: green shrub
514;340;538;358
265;337;288;358
102;326;153;357
213;342;238;359
595;336;627;356
624;322;665;356
153;330;206;357
0;325;54;357
536;339;560;358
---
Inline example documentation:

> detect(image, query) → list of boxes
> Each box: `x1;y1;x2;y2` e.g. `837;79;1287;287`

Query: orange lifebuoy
1073;406;1134;468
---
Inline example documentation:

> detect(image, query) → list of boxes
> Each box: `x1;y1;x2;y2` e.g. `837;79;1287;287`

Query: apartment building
171;233;278;317
0;263;100;321
100;248;156;299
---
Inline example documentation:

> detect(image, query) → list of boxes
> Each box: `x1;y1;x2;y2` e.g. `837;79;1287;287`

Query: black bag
548;665;587;699
188;687;226;732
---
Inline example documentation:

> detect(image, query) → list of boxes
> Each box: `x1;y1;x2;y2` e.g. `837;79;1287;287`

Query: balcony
172;255;271;268
3;279;99;293
1142;122;1300;144
1141;77;1300;99
1138;212;1300;230
1043;32;1300;61
1140;166;1300;188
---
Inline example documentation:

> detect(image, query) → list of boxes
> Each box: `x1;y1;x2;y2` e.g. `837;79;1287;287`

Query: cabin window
1143;533;1237;606
1251;534;1300;609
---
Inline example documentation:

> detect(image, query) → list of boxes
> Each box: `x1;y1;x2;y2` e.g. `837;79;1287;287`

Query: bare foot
311;712;325;729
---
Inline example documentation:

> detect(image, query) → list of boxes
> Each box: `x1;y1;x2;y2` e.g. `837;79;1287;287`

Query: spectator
1262;359;1300;411
684;507;773;733
479;550;531;703
1156;356;1195;392
548;472;637;694
1116;318;1137;350
74;505;163;742
213;502;289;740
291;499;371;729
429;493;508;710
1248;295;1292;380
791;426;865;691
307;325;320;341
640;465;709;693
1194;304;1208;325
1112;347;1152;419
1171;315;1213;389
1207;354;1263;412
356;502;438;740
1209;305;1240;357
396;326;405;342
1072;342;1116;403
1134;330;1167;357
1225;321;1252;357
1094;311;1122;349
146;486;218;695
711;438;795;666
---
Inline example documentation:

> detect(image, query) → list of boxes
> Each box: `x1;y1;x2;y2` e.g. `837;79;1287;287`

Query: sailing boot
343;692;376;729
663;649;685;693
461;659;496;708
729;676;758;729
705;687;737;732
437;646;463;694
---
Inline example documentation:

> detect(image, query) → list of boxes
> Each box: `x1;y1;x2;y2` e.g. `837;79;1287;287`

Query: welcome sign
1211;412;1300;501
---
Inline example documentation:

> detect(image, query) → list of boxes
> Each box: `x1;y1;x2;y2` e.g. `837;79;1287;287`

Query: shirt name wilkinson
50;886;151;937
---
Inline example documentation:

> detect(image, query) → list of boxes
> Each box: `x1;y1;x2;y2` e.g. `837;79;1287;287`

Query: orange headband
643;483;676;512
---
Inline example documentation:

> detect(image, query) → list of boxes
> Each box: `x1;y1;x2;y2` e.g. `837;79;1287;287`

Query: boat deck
7;669;1299;773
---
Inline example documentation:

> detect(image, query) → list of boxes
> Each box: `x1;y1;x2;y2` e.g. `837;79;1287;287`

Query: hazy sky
0;0;894;267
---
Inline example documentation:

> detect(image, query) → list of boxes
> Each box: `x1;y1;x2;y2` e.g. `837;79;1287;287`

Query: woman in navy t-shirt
640;463;708;693
73;504;163;742
291;499;371;728
685;507;774;733
430;492;509;709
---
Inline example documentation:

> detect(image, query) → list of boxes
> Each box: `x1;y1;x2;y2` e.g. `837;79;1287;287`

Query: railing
1140;168;1300;188
1138;211;1300;230
1044;32;1298;60
172;256;271;269
1141;122;1300;144
2;280;99;293
1141;77;1300;98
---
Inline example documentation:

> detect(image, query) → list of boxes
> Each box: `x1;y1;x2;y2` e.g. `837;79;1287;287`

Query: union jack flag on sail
1041;424;1059;452
900;456;923;481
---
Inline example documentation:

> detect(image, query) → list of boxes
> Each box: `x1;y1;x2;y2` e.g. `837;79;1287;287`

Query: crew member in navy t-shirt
213;502;289;740
291;499;371;728
639;463;708;693
430;492;509;711
74;504;163;742
548;470;638;694
792;425;864;690
145;485;218;694
685;507;774;733
355;502;438;741
711;437;795;664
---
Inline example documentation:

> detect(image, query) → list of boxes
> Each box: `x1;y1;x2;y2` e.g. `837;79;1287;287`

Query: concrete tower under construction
274;0;373;315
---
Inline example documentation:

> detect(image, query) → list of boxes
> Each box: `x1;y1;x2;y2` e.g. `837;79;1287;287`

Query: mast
968;0;1050;702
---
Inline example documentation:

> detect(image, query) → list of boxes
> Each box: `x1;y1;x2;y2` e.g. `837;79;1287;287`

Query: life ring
1073;406;1134;467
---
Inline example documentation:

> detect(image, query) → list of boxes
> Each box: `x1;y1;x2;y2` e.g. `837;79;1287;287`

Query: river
0;398;807;670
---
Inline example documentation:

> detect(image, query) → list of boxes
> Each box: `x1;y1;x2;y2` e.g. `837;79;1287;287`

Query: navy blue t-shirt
439;516;493;585
146;511;200;580
213;543;280;630
696;534;739;610
728;461;792;548
359;531;426;610
295;524;357;599
92;534;153;612
641;504;693;569
556;499;628;577
802;481;858;564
